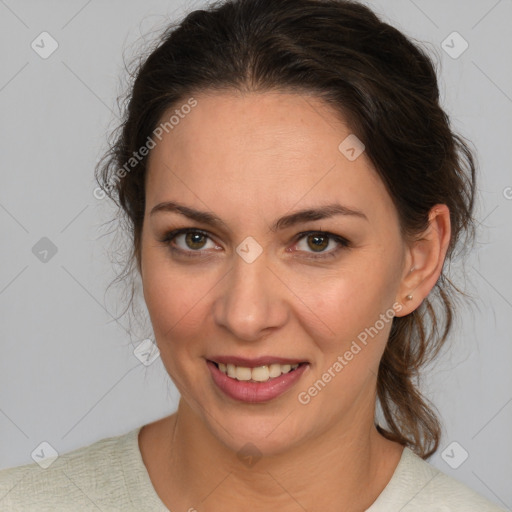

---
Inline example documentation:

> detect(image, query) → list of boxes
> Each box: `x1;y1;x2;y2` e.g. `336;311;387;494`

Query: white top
0;426;505;511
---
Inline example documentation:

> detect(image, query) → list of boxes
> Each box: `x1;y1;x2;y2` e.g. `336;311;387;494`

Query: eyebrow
150;200;367;231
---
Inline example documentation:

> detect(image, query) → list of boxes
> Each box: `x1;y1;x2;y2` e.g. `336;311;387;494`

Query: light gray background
1;0;511;509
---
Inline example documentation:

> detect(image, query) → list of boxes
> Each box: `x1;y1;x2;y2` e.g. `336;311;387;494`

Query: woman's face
141;91;411;454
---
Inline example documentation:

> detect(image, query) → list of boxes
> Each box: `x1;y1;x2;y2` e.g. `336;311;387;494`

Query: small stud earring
409;266;415;273
406;294;413;301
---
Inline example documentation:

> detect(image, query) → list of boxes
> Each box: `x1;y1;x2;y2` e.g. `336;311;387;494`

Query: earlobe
394;204;451;317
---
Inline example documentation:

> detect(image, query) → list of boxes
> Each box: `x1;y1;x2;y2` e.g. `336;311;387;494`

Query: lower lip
207;361;309;403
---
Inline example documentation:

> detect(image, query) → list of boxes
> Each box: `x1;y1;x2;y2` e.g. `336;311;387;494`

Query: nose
212;249;288;342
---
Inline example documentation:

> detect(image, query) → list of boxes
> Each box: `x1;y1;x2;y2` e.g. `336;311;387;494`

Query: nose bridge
213;245;286;340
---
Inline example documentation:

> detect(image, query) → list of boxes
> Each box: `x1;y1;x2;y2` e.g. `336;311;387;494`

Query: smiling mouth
209;361;307;383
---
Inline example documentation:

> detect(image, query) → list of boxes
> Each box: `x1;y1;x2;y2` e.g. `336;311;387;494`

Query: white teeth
216;362;301;382
235;366;252;381
251;366;270;382
269;363;282;378
227;363;236;378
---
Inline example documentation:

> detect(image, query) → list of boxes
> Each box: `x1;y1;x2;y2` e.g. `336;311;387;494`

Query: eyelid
291;230;350;259
159;228;220;256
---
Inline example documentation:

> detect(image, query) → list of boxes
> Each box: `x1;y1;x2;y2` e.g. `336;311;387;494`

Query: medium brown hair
96;0;476;458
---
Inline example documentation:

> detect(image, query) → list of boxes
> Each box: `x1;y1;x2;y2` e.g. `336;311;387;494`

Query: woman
0;0;505;510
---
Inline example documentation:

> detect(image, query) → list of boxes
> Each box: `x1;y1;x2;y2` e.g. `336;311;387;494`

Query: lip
208;355;306;368
207;360;309;403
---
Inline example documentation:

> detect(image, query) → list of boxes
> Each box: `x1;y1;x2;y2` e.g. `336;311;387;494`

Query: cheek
291;247;402;363
291;258;400;415
141;244;211;351
144;270;210;341
141;265;216;396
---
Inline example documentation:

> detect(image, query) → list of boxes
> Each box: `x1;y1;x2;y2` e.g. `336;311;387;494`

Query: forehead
145;91;397;228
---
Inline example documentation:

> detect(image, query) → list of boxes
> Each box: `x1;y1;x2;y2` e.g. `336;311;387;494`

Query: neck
147;399;403;512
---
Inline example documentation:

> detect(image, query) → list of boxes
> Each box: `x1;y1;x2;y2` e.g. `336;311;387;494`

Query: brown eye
294;231;350;260
306;234;329;252
184;232;208;250
160;228;218;257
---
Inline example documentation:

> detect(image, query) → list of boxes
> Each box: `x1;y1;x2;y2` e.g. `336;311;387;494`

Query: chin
198;399;315;457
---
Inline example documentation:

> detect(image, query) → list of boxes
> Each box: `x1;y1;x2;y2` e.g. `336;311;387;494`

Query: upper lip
208;356;308;368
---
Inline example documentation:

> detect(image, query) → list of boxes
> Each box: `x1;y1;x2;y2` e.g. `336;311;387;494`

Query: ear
394;204;451;317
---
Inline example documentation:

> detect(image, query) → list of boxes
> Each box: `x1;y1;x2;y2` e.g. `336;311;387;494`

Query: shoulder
367;447;506;512
0;426;166;511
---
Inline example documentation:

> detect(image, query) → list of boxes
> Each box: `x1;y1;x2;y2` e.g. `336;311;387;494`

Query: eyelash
159;228;350;260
